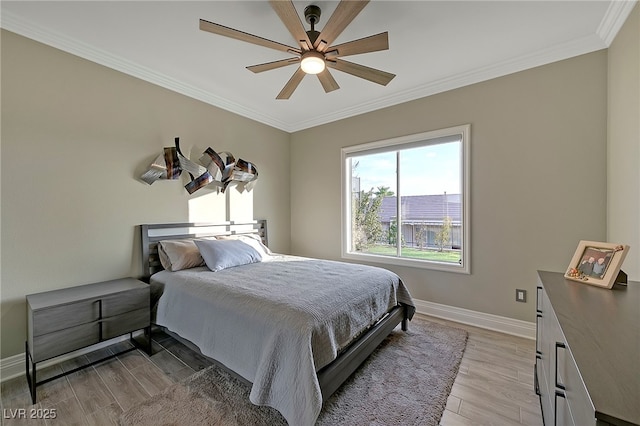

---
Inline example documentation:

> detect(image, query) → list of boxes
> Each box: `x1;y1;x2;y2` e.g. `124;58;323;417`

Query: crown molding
0;11;291;132
288;33;607;132
2;6;626;134
597;0;638;46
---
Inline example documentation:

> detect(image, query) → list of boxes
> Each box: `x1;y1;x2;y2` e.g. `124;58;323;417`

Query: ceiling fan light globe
300;52;325;74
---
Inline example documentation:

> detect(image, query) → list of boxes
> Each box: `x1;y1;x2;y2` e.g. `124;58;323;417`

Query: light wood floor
1;315;543;425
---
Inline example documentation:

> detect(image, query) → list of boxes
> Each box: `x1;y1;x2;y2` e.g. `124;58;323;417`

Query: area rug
120;318;467;426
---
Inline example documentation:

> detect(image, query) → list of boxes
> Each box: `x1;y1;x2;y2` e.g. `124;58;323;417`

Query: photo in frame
565;240;630;288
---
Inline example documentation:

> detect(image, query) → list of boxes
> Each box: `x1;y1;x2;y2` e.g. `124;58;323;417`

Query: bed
140;221;415;425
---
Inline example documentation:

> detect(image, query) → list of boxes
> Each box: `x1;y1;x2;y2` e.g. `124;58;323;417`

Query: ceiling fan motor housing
304;5;321;26
304;5;322;46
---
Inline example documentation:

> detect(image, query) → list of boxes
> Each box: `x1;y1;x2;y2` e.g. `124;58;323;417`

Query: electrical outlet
516;289;527;303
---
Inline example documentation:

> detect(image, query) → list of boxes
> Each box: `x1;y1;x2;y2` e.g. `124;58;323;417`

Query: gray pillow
158;239;205;271
195;239;262;272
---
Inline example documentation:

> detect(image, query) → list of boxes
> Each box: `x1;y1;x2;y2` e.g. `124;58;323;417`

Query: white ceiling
1;1;636;132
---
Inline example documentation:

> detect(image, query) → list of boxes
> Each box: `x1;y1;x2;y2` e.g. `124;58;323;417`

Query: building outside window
341;125;470;273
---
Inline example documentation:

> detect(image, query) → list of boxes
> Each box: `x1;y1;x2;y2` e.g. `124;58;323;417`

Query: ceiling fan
199;0;395;99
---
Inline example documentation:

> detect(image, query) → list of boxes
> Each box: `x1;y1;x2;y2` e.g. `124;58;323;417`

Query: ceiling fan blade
276;68;306;99
314;0;369;51
316;69;340;93
326;32;389;58
269;0;313;50
327;59;395;86
247;58;300;74
200;19;300;54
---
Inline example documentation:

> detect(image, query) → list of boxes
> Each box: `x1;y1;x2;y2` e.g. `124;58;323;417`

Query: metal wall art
141;138;258;194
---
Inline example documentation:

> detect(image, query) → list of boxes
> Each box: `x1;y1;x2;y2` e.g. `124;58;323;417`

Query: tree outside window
342;125;470;273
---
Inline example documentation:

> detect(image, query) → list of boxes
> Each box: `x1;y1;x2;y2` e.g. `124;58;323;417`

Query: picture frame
565;240;630;288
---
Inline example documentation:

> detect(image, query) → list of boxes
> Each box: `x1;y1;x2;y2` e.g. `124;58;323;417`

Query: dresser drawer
31;300;99;336
564;349;596;426
102;287;149;317
32;322;100;363
102;308;150;339
555;390;575;426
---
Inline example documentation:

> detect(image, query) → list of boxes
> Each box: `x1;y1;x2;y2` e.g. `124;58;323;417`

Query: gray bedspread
151;255;414;425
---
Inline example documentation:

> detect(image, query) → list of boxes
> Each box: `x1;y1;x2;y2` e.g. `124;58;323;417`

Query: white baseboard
1;301;535;383
0;335;131;383
414;299;536;340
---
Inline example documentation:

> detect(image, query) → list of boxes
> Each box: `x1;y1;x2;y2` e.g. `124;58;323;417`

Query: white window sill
341;251;470;274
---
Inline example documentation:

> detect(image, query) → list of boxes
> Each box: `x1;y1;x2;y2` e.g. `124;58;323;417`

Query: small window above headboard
139;220;267;281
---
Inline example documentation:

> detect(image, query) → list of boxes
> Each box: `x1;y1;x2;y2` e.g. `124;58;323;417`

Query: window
341;125;470;273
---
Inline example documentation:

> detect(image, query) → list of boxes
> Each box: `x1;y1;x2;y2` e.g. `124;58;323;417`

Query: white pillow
194;239;262;272
158;239;205;271
216;234;272;257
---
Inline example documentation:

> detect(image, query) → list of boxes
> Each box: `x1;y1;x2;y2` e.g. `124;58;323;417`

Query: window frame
341;124;471;274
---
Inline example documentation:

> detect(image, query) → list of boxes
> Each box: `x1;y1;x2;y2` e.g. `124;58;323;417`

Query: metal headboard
140;220;267;281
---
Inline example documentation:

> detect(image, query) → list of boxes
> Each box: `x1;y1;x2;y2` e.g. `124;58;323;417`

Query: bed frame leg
401;305;409;331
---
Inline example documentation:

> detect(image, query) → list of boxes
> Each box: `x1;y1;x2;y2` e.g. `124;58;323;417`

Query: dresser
26;278;151;403
535;271;639;426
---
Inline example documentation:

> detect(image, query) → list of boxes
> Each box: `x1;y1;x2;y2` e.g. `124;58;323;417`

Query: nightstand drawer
32;322;100;363
26;278;152;404
32;300;99;336
102;287;149;317
102;308;150;339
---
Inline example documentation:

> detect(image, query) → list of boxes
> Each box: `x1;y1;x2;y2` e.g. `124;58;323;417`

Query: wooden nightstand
26;278;151;403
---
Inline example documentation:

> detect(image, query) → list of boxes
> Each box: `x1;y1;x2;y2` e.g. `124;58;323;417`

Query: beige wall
0;31;291;358
4;11;636;358
608;4;640;280
290;51;608;323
